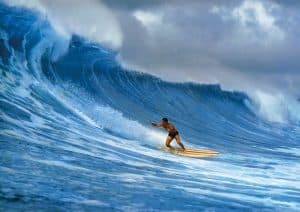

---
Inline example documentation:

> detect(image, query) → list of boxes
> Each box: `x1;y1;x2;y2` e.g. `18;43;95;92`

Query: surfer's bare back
152;118;185;150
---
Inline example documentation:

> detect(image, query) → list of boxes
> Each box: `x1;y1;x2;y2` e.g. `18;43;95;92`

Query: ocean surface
1;3;300;211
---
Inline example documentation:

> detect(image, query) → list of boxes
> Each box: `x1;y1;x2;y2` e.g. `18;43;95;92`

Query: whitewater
1;3;300;211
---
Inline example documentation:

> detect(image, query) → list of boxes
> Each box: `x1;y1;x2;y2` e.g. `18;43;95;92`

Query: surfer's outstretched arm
151;122;162;127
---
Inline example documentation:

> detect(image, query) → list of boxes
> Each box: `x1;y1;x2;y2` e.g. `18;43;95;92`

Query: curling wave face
1;4;300;211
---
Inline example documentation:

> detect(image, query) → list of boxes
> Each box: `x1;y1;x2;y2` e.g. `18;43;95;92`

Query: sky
5;0;300;97
103;0;300;96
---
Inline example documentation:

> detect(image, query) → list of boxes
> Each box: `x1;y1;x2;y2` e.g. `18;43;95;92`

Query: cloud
213;0;284;42
133;10;162;31
102;0;300;98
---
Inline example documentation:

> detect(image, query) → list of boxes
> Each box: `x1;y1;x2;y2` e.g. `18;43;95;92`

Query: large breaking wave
1;3;300;211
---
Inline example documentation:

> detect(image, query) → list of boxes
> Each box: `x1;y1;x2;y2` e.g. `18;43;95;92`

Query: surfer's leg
175;135;185;150
165;136;174;148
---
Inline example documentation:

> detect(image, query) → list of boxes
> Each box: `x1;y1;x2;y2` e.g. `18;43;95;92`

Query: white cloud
232;0;284;41
133;10;162;31
211;0;284;43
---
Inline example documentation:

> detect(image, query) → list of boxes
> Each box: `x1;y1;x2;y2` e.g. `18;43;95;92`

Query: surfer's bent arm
151;122;163;127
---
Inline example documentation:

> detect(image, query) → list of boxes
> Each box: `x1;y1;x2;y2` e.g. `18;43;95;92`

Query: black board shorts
168;130;179;139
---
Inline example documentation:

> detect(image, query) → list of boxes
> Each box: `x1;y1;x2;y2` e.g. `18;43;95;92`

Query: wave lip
4;0;123;48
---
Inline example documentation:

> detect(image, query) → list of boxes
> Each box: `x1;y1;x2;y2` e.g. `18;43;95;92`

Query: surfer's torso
163;123;177;133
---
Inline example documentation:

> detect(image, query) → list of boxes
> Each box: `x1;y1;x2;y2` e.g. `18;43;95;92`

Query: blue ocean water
1;3;300;211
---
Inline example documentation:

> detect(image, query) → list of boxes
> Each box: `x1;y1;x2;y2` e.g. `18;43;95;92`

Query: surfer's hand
151;123;156;126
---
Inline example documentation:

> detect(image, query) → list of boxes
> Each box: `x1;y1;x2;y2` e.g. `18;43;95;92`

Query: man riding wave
152;118;185;150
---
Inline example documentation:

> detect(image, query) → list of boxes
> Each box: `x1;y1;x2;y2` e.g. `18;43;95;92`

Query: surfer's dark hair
162;117;168;122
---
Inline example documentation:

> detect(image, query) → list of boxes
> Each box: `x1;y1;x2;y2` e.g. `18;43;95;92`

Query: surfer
152;118;185;150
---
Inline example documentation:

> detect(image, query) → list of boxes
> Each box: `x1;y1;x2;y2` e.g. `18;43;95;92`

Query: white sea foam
247;90;300;123
94;105;165;144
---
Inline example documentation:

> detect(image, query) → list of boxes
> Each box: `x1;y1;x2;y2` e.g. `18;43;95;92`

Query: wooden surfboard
162;147;219;158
